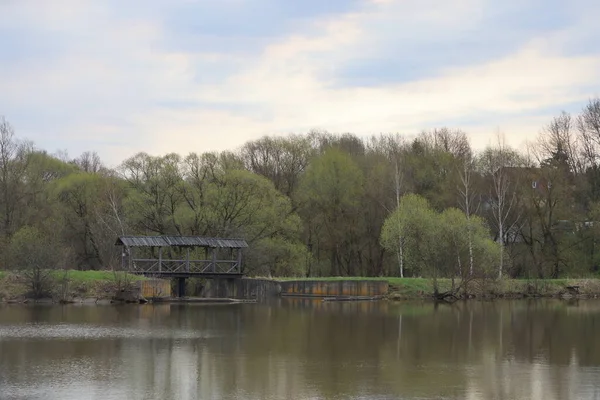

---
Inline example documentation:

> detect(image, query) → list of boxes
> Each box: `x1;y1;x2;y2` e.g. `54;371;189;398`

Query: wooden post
129;247;133;271
186;248;190;272
158;247;162;273
212;247;217;273
237;248;242;273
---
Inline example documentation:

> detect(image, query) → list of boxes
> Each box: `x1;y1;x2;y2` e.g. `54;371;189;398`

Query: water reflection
0;300;599;399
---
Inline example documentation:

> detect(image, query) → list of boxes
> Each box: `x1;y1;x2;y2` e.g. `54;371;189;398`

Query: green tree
402;134;466;210
246;237;309;277
207;170;305;275
382;194;499;297
204;170;297;241
120;153;184;235
53;172;111;269
298;148;364;276
176;166;304;275
21;151;78;227
440;208;498;283
10;226;63;298
477;138;526;278
518;165;575;279
241;135;314;198
366;134;409;276
381;194;438;279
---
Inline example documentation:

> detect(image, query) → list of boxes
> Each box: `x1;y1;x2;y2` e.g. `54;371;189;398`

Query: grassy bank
275;276;600;300
276;276;432;297
0;270;146;302
3;271;600;302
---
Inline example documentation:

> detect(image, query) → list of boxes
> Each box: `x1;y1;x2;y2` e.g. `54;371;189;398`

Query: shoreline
2;271;600;304
2;293;597;306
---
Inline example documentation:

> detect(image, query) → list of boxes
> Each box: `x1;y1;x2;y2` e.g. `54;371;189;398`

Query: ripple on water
0;323;212;341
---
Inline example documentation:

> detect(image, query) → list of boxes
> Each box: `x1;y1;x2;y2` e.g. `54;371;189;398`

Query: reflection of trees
1;301;600;399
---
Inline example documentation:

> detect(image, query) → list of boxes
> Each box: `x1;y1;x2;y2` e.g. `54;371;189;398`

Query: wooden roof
115;236;248;249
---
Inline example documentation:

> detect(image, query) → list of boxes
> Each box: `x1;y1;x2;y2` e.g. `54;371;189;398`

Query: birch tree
381;194;499;298
393;157;405;277
381;136;406;277
367;134;408;277
479;134;523;278
457;157;480;275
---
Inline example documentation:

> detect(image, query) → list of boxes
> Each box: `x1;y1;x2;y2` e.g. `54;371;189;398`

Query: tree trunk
395;161;404;278
498;224;504;279
397;239;404;278
468;231;474;276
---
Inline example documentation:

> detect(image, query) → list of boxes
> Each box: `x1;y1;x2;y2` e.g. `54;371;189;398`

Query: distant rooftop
115;236;248;249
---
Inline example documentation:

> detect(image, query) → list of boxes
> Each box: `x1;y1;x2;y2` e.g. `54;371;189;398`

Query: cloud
0;0;599;166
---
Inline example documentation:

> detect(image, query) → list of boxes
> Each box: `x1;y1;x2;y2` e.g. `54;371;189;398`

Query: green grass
0;270;147;300
52;270;145;283
276;276;393;282
386;278;435;295
274;276;448;297
273;276;600;299
3;270;600;301
0;270;144;283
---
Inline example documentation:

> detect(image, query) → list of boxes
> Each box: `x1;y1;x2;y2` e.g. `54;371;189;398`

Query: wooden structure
115;235;248;297
280;280;389;298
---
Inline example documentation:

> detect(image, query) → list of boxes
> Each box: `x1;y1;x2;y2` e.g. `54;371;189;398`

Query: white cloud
0;0;599;166
139;17;600;157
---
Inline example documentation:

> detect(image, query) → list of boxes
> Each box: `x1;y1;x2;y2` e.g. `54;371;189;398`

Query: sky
1;0;600;167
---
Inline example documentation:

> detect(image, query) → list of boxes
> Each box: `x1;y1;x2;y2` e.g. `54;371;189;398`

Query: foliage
2;100;600;279
298;148;365;276
381;194;500;295
9;226;63;298
247;237;309;277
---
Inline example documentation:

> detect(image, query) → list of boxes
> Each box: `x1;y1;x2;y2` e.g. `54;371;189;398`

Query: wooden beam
212;247;217;273
237;248;242;273
186;248;190;272
129;247;133;271
158;247;163;273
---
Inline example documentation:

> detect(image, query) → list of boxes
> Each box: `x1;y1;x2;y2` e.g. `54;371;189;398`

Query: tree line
1;98;600;279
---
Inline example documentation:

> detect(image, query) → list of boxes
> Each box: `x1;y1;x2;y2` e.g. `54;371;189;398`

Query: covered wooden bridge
115;235;248;297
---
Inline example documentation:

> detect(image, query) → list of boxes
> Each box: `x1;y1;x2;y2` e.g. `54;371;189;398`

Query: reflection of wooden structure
115;236;248;297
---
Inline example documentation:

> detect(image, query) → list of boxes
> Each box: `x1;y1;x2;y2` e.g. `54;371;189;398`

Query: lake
1;299;599;400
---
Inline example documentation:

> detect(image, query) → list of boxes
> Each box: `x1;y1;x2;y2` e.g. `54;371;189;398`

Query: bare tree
54;149;70;163
480;133;523;279
458;157;480;275
94;177;129;269
369;134;408;277
74;151;104;173
577;98;600;162
241;135;313;198
0;117;30;237
0;117;16;236
535;112;582;174
577;99;600;202
419;127;472;161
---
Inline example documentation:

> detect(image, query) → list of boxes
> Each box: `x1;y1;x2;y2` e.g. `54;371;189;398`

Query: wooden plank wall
279;280;389;297
138;279;172;298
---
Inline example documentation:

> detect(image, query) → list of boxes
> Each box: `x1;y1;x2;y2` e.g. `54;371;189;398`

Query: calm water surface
1;299;599;400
